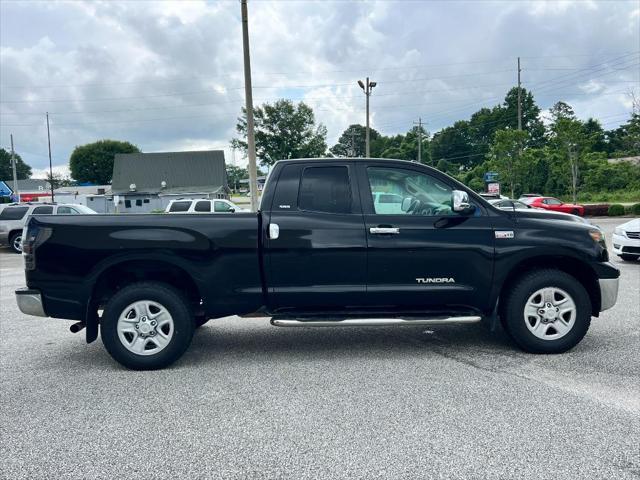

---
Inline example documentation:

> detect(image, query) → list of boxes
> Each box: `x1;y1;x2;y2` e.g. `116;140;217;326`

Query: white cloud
0;0;638;176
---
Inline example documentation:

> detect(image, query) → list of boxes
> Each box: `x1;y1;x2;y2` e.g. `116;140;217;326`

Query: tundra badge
416;277;455;284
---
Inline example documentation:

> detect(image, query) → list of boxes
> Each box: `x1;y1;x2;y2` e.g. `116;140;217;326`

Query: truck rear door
263;161;367;310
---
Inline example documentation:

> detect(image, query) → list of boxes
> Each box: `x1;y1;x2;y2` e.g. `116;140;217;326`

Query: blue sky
1;0;638;177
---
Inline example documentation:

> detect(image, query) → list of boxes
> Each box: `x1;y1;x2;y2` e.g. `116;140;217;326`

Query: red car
524;196;585;216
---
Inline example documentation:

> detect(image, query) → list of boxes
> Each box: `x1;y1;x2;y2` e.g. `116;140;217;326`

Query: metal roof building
110;150;229;213
112;150;228;195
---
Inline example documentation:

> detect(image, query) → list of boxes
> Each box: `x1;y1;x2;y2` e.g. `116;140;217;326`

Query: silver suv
0;203;96;253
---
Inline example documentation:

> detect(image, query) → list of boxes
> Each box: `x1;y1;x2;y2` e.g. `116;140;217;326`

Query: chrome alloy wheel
117;300;174;355
13;234;22;253
524;287;576;340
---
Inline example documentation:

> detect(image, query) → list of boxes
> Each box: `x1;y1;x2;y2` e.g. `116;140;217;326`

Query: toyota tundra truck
15;158;620;370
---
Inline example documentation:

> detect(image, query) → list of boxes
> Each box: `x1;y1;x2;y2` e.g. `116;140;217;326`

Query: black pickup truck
16;158;620;370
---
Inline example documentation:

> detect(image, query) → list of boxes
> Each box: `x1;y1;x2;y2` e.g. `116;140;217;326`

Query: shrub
631;203;640;216
608;204;625;216
583;204;610;216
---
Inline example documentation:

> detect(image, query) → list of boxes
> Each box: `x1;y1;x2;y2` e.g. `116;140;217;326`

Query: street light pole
358;77;376;157
10;134;19;202
241;0;258;212
46;112;55;202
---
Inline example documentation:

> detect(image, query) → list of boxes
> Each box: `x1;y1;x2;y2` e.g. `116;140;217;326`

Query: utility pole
241;0;258;212
517;57;522;131
413;117;423;163
10;134;19;202
46;112;55;202
358;77;376;157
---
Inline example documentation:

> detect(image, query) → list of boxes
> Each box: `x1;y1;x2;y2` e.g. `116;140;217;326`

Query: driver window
367;167;455;216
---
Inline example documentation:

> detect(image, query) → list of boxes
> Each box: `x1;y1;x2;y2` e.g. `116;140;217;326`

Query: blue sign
0;181;13;198
483;171;499;183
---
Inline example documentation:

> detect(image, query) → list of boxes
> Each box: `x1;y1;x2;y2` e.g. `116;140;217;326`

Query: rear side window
298;166;351;214
32;206;54;215
0;207;28;220
169;201;191;212
194;201;211;212
214;201;233;212
57;206;79;215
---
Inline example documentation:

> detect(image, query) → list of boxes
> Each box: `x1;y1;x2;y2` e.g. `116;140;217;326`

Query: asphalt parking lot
1;217;638;479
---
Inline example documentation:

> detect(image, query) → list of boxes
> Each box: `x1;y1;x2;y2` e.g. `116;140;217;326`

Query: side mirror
452;190;473;213
229;208;235;213
401;197;413;212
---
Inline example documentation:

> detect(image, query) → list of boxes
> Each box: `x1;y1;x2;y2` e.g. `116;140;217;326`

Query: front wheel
501;269;591;354
101;282;195;370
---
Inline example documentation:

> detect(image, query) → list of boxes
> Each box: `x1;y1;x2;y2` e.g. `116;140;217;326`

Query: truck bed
26;213;264;320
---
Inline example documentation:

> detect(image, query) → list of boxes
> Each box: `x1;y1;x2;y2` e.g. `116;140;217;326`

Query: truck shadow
178;321;520;368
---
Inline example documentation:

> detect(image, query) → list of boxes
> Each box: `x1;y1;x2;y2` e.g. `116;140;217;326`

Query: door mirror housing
228;208;235;213
452;190;474;214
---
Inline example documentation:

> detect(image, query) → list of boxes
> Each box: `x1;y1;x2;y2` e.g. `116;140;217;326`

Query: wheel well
500;256;601;316
91;260;203;312
8;229;22;238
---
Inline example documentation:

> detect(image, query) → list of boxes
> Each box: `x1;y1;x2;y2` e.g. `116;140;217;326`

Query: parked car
489;199;593;225
521;196;585;216
0;203;96;253
518;193;542;200
488;199;533;210
16;158;619;370
612;218;640;262
371;192;404;214
165;198;247;214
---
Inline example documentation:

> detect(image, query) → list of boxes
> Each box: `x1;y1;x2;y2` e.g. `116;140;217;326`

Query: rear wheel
571;208;579;215
101;282;195;370
9;231;22;254
501;269;591;354
619;254;639;262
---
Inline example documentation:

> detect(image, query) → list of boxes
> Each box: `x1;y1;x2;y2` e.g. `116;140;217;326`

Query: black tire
619;254;639;262
101;282;195;370
571;208;579;216
8;231;22;254
501;269;591;354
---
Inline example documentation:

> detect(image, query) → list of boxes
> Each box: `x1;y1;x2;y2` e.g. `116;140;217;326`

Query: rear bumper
598;278;619;312
15;288;47;317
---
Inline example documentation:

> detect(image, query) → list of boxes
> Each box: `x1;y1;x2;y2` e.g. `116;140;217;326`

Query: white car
372;192;404;214
0;202;96;253
165;198;247;214
612;218;640;262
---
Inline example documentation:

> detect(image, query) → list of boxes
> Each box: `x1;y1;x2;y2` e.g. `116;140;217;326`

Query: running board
270;316;481;327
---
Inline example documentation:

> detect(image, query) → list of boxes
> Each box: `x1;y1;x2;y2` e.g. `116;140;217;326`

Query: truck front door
264;162;367;310
357;163;495;312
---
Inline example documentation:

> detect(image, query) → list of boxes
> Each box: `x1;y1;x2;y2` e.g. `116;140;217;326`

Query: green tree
548;112;594;203
549;101;576;123
606;113;640;157
488;129;528;199
226;165;248;192
330;124;380;157
501;87;546;146
430;120;474;169
69;140;140;184
231;99;328;166
0;148;31;180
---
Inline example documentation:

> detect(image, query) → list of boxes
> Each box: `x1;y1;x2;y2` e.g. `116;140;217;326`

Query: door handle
269;223;280;240
369;227;400;235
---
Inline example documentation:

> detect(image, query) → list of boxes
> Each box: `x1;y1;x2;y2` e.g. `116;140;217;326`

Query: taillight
23;221;52;270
